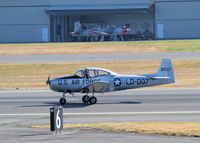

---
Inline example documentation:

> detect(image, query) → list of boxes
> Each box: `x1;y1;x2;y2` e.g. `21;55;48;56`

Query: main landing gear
82;95;97;104
59;93;97;105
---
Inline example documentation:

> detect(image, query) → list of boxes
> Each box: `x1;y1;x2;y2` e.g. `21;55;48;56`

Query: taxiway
0;52;200;64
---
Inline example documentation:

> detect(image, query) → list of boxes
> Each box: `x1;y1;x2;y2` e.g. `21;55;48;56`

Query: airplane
70;21;107;37
70;21;131;41
46;58;175;105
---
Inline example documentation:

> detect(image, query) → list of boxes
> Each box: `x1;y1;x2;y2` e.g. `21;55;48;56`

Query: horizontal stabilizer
95;31;108;35
149;76;171;80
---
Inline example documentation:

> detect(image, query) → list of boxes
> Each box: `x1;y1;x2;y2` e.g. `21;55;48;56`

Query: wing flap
80;82;111;93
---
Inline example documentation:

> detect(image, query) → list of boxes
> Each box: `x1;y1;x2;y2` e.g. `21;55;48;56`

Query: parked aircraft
46;58;175;105
70;21;131;41
70;21;107;37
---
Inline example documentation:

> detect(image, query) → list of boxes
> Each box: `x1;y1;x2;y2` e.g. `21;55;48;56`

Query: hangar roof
46;4;152;11
46;4;154;15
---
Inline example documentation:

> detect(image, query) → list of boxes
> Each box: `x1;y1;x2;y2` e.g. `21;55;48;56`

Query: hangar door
46;4;155;42
157;24;164;39
41;27;49;42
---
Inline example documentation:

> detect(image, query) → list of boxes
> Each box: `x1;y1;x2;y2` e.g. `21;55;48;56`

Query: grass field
0;40;200;55
0;59;199;89
31;122;200;137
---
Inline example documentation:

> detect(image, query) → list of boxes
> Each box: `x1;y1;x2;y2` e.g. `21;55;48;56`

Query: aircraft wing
80;82;111;93
94;31;108;35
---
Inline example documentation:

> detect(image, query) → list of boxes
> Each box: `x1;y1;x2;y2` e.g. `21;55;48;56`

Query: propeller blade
46;75;51;85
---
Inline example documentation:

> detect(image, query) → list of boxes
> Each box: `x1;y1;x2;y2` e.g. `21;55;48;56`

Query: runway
0;52;200;64
0;89;200;142
1;88;200;123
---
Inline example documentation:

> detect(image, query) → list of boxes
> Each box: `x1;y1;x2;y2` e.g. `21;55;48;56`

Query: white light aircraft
46;58;175;105
70;21;131;41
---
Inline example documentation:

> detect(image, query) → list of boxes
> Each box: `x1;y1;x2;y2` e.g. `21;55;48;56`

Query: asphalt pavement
0;52;200;64
0;89;200;142
1;125;200;143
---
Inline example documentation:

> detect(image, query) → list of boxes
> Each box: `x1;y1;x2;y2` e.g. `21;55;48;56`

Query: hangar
0;0;200;43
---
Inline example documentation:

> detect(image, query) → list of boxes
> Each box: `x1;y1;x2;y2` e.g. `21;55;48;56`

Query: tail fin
156;58;175;83
74;21;81;33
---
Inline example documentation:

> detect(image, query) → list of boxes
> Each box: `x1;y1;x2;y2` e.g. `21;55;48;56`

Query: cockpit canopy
74;68;117;78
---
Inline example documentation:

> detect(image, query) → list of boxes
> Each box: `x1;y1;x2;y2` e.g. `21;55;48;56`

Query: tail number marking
161;67;171;71
126;78;149;85
137;78;149;85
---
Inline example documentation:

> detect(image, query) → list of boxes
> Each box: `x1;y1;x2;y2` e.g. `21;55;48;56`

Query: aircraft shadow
120;101;141;104
97;101;141;105
17;101;141;108
20;133;49;137
18;102;92;108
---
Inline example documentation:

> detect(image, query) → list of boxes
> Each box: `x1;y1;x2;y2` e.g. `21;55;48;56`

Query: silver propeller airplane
46;58;175;105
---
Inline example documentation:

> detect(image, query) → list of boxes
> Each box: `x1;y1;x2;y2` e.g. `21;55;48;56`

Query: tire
60;98;66;105
82;95;90;103
89;96;97;104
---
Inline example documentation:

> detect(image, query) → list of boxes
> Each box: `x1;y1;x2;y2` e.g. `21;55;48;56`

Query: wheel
89;96;97;104
82;95;90;103
60;97;66;105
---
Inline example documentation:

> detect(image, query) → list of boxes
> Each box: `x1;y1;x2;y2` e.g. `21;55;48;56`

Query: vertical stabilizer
157;58;175;83
74;21;81;33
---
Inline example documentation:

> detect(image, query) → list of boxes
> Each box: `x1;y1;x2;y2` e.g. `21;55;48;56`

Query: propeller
46;75;51;85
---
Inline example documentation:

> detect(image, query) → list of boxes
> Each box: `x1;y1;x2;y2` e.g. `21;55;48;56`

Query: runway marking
0;99;78;102
0;99;56;102
0;111;200;116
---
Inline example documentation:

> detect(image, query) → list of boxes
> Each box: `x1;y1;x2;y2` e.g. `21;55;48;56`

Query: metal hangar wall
0;0;200;42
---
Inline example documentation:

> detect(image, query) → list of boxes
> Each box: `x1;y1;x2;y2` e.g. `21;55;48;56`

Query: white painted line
0;111;200;116
0;99;78;102
0;100;55;102
67;111;200;115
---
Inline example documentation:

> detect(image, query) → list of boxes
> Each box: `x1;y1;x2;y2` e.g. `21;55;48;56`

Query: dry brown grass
0;40;200;55
31;122;200;137
0;59;199;89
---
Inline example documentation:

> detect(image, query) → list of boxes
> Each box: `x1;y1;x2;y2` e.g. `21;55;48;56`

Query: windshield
75;70;84;78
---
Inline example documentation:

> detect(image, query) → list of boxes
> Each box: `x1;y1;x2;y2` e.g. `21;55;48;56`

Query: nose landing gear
60;97;66;105
59;92;67;105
